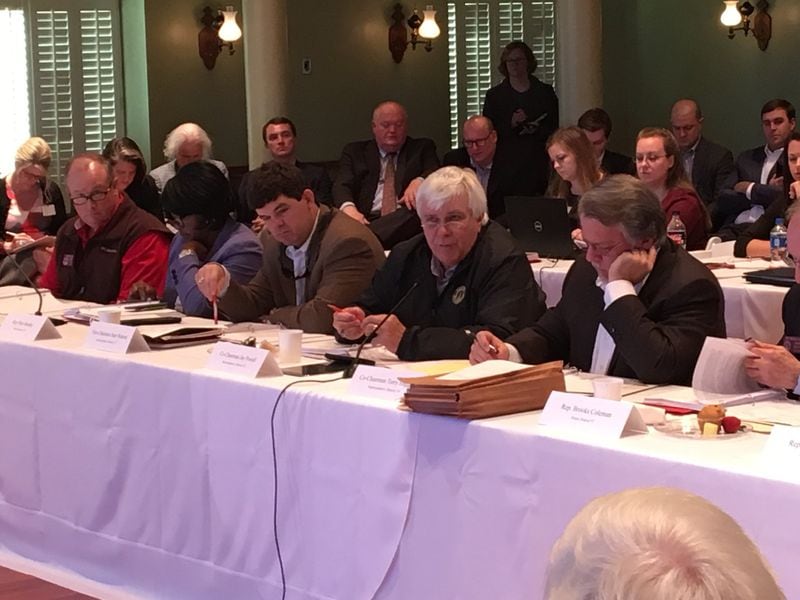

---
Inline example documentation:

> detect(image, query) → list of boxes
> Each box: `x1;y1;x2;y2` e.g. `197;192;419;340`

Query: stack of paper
400;360;565;419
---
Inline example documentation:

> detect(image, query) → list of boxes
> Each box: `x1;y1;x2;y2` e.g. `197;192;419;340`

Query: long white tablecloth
0;314;798;599
532;257;790;343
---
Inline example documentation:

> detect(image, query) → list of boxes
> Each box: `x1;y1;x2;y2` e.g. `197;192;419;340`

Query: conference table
532;255;790;343
0;292;799;599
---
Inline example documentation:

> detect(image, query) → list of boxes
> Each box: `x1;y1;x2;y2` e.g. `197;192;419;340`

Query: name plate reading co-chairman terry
539;391;647;439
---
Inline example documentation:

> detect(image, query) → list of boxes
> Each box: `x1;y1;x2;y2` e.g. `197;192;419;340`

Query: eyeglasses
421;213;471;231
635;153;667;164
70;187;111;206
464;134;492;148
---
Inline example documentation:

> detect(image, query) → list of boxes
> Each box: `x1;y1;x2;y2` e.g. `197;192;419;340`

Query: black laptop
743;266;795;287
504;196;576;259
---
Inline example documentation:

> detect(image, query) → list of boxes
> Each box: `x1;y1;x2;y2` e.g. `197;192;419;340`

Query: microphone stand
343;281;419;378
7;252;44;315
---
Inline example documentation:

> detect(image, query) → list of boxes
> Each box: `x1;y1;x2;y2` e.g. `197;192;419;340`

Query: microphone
343;281;419;379
6;252;44;315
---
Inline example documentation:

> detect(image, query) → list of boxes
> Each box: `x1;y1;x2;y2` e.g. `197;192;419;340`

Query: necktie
381;153;397;215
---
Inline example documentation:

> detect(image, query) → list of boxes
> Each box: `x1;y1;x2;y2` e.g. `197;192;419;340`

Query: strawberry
721;416;742;434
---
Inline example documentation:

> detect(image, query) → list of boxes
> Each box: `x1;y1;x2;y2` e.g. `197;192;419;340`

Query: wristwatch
179;248;197;259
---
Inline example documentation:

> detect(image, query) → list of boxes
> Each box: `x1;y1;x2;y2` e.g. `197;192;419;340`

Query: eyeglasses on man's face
464;134;492;148
70;187;111;206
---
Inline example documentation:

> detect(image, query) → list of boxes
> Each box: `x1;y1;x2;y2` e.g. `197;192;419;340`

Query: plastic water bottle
770;217;788;262
667;212;687;249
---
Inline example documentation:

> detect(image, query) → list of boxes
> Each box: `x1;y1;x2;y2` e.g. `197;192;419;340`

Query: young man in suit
470;175;725;385
718;98;796;226
442;115;536;222
332;101;439;247
577;108;636;176
669;98;736;211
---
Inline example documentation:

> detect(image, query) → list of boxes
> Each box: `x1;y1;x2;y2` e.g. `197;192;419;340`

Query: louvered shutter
26;0;123;181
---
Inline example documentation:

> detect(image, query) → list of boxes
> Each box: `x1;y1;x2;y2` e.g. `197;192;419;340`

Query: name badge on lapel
42;204;56;217
62;254;74;267
100;245;119;254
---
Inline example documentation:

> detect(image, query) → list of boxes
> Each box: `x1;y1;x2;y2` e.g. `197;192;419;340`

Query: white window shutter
0;7;31;175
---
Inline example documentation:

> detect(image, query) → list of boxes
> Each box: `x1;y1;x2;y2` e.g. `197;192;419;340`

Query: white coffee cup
96;307;122;325
591;376;624;401
278;329;303;363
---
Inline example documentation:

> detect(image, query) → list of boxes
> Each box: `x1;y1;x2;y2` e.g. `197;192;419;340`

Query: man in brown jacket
195;161;385;333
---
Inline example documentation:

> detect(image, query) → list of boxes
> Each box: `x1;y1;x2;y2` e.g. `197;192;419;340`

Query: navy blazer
691;136;736;206
601;150;636;176
735;145;784;208
332;137;439;216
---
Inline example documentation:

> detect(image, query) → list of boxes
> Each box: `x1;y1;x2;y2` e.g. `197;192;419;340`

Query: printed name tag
348;365;418;401
539;391;647;439
0;313;61;342
762;425;800;474
83;321;149;354
206;341;282;378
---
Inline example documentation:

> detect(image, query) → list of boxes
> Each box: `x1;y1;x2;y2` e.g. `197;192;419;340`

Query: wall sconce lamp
198;5;243;70
388;4;441;63
720;0;771;50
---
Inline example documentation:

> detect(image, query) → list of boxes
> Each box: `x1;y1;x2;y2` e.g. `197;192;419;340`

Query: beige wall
284;0;451;162
142;0;248;167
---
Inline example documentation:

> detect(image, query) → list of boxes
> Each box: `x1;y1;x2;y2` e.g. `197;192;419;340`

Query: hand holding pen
467;329;509;364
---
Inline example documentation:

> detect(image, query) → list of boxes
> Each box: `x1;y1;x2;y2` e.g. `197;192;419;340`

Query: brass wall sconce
720;0;771;51
198;5;243;70
388;4;441;63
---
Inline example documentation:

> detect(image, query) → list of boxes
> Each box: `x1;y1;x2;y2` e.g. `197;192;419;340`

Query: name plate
539;391;647;439
0;313;61;342
762;425;800;471
206;341;282;378
83;321;149;354
347;365;417;401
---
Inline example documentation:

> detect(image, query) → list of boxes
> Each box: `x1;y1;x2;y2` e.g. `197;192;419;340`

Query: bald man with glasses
443;115;538;222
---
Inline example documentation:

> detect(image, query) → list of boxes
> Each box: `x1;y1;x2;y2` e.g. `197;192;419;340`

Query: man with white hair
333;166;545;361
150;122;229;193
544;487;785;600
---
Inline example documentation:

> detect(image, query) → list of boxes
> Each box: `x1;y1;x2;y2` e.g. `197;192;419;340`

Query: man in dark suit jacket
332;101;439;247
238;116;333;225
470;175;725;385
578;108;636;176
718;98;796;226
670;99;736;209
442;115;536;221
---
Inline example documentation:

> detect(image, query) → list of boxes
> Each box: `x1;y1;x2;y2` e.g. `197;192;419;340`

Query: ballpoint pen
465;329;498;355
212;294;218;325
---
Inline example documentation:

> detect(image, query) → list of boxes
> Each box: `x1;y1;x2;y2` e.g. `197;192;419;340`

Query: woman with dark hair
102;136;162;220
546;127;603;226
636;127;709;250
129;161;262;317
731;131;800;258
482;40;558;195
0;136;68;285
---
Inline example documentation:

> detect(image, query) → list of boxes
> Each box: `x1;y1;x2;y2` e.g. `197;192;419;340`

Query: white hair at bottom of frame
544;487;785;600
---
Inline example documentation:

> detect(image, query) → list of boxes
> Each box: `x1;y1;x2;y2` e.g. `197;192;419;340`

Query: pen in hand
465;329;498;355
212;293;218;325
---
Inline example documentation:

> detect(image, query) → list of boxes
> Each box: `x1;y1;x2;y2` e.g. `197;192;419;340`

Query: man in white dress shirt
469;175;725;385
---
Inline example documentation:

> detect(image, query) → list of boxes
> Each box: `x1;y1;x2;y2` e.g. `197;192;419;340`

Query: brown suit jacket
219;205;385;333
